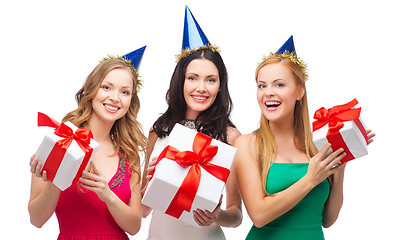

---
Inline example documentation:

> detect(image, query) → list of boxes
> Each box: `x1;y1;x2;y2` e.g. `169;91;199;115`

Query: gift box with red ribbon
35;112;99;191
142;123;237;227
312;99;368;163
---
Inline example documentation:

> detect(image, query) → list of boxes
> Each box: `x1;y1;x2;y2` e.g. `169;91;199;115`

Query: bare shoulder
143;127;159;171
234;133;258;164
226;126;241;146
234;133;257;149
147;127;159;147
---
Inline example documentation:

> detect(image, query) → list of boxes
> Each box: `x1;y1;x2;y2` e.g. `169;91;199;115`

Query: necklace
179;119;198;130
109;157;126;189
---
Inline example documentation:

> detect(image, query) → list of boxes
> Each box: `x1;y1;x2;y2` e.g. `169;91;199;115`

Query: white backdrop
1;0;392;239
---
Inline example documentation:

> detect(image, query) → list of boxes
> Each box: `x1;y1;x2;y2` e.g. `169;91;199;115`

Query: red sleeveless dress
55;154;131;240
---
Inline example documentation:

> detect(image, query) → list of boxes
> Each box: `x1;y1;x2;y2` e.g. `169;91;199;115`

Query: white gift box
313;118;368;163
142;123;237;227
36;121;99;191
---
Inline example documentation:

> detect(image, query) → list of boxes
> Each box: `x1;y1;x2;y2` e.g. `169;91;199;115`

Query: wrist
103;190;117;205
301;174;318;190
213;208;222;224
45;181;61;193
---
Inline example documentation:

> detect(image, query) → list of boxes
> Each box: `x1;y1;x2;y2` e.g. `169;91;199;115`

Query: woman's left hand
332;130;374;178
79;161;114;203
193;195;222;227
366;130;375;145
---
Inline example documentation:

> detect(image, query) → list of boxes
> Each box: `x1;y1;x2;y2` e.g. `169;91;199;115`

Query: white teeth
266;102;280;106
193;96;207;100
105;105;118;111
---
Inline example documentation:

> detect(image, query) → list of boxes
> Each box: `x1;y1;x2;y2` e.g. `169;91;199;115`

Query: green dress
246;163;330;240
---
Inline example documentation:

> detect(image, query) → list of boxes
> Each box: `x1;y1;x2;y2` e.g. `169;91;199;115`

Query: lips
191;95;209;102
265;100;281;111
104;103;120;113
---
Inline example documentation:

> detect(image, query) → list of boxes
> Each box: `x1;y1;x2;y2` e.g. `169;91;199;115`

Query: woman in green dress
233;36;375;239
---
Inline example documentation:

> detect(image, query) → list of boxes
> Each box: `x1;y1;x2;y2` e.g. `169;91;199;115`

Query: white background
1;0;392;239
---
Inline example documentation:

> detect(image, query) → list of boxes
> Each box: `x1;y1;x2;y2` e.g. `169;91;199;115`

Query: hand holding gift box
312;99;368;163
142;123;237;227
35;112;99;191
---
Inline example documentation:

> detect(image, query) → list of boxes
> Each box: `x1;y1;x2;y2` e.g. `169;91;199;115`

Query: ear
296;87;305;101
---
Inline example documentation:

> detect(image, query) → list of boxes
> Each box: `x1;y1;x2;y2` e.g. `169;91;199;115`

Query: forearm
28;181;61;228
247;175;315;228
142;204;152;218
105;192;142;235
323;174;344;228
214;205;242;228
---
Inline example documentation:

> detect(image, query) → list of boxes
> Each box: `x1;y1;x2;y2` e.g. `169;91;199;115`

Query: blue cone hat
275;35;296;55
182;6;210;51
265;35;308;80
122;45;146;70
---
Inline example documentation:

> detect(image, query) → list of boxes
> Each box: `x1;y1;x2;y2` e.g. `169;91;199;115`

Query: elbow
322;209;341;228
252;222;266;229
28;207;46;228
322;217;338;228
322;223;333;228
127;228;140;236
249;210;276;228
29;217;45;228
250;215;269;229
142;204;152;218
233;216;243;228
127;221;141;236
232;210;243;228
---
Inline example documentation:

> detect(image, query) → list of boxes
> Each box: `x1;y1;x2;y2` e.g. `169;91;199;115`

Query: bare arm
322;164;345;228
234;134;346;228
28;154;61;228
141;129;158;218
322;130;375;228
79;162;142;235
193;127;243;227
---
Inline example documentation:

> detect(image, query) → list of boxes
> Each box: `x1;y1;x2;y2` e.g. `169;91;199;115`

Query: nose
196;79;206;92
109;91;120;102
264;85;275;97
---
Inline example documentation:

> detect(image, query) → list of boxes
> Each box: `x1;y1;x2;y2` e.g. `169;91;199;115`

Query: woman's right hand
29;153;49;181
306;144;346;187
145;157;158;182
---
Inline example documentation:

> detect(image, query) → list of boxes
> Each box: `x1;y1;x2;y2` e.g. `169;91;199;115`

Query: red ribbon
153;132;230;219
37;112;94;184
312;99;367;163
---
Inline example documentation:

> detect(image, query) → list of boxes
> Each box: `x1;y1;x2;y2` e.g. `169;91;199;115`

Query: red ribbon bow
312;98;361;134
153;132;230;219
38;112;94;184
312;99;368;163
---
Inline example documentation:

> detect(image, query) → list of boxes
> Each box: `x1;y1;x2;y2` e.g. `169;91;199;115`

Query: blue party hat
122;45;146;70
176;6;219;61
101;45;147;93
275;35;296;55
182;6;210;51
262;35;308;80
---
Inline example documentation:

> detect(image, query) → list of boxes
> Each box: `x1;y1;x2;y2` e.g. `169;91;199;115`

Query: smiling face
91;68;133;125
256;62;304;124
183;58;220;120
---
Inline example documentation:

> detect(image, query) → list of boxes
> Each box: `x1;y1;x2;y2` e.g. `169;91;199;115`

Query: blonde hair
255;57;318;195
63;59;147;181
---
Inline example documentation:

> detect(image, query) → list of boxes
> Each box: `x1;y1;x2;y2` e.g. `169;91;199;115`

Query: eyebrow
257;79;284;83
207;74;219;78
102;81;132;89
186;72;219;78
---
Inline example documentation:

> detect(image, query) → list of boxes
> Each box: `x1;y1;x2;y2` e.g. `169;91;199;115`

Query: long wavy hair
255;57;318;195
63;59;147;180
153;49;235;143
